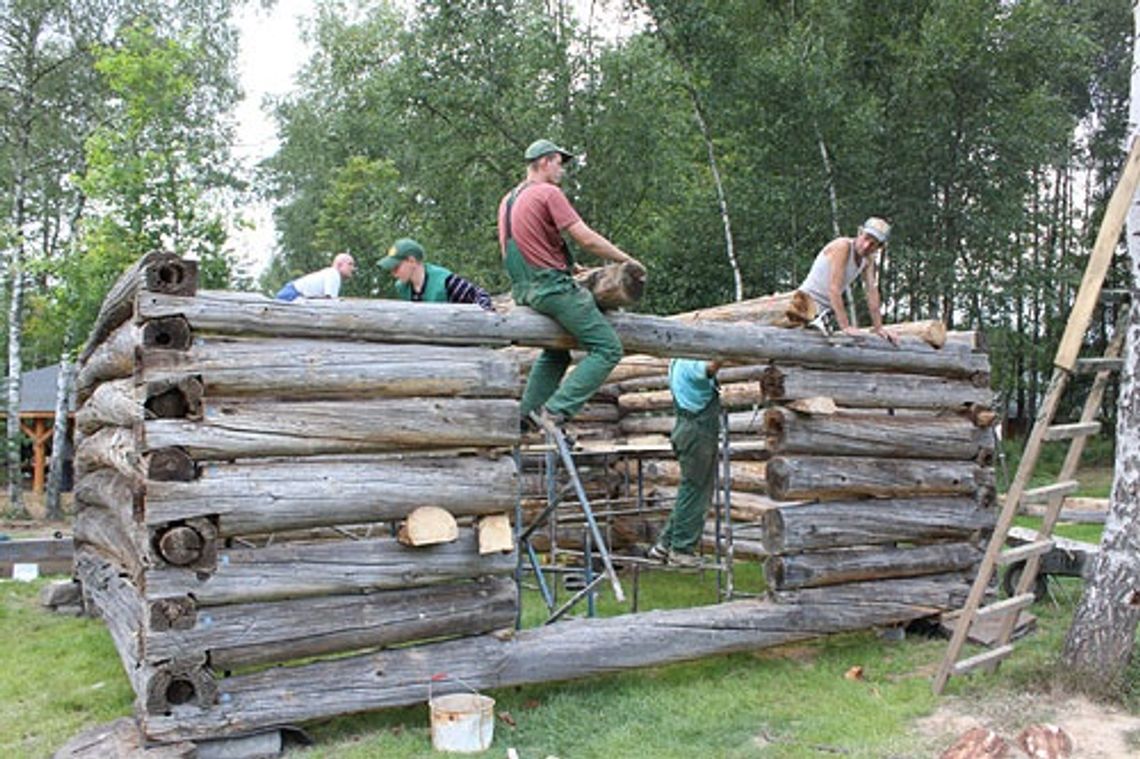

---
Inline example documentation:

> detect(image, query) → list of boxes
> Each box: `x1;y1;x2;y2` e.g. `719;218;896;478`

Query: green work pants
657;397;720;554
509;256;623;420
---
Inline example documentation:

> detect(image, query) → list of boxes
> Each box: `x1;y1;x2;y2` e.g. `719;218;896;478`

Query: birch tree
1060;0;1140;692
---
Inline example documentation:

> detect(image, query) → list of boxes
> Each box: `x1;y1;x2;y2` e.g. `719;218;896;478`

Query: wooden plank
1042;422;1100;442
952;644;1015;675
144;531;516;606
1021;480;1079;505
996;540;1054;566
1074;357;1123;374
1053;137;1140;370
145;455;517;536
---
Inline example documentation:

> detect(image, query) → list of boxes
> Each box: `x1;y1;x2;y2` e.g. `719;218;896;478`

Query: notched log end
144;255;198;296
147;447;198;482
149;596;197;632
142;316;193;352
152;517;217;570
759;365;784;400
145;663;217;715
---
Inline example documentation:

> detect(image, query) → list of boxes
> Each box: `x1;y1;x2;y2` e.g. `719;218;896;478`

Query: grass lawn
3;546;1134;759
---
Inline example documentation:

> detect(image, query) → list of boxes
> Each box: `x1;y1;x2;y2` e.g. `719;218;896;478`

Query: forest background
1;0;1136;459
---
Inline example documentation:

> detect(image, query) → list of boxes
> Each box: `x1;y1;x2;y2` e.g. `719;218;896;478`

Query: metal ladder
932;139;1140;695
518;416;625;623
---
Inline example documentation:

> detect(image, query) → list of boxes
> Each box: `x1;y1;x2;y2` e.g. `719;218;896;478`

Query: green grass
0;579;133;758
3;550;1134;758
997;436;1115;497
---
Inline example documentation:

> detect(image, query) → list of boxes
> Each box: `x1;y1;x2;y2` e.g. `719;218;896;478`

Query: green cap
380;238;424;271
524;138;574;163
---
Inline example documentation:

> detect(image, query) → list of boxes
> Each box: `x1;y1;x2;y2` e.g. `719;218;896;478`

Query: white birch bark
45;354;74;521
6;264;23;513
1060;0;1140;686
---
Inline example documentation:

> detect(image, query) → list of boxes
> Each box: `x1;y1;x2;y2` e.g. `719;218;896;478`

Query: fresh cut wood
574;261;647;310
477;514;514;554
397;506;459;547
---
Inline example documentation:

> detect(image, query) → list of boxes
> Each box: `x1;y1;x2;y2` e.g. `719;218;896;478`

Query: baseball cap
380;238;425;271
524;139;574;163
860;217;891;245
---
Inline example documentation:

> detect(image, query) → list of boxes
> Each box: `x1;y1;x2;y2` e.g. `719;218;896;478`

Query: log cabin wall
73;256;521;740
73;260;997;746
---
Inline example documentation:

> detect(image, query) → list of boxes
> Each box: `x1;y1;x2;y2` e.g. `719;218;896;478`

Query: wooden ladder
932;139;1140;695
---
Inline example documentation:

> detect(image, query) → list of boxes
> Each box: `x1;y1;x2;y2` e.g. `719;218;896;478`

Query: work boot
646;543;669;563
667;550;703;568
529;407;577;449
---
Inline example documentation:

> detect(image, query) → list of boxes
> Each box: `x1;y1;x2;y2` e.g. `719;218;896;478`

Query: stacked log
73;257;521;738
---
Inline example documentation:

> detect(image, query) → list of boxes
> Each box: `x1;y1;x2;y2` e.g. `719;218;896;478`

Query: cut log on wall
145;576;517;670
618;381;769;414
140;338;520;400
138;292;989;378
76;379;143;434
477;514;514;554
670;290;817;326
141;590;963;743
604;355;671;384
146;455;517;537
574;261;646;310
759;366;993;410
77;322;139;400
74;506;149;579
76;426;144;481
761;497;996;554
766;456;992;501
764;407;994;461
144;531;516;606
79;251;197;364
765;541;983;590
142;398;519;460
397;506;459;547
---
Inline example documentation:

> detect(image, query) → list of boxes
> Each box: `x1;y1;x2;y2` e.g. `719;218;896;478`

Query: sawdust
913;692;1140;758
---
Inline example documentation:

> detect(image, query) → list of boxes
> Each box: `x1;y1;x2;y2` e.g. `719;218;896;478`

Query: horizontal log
142;592;954;742
76;426;144;481
866;319;946;348
146;455;517;536
77;322;139;401
138;292;989;378
769;571;973;606
765;541;983;590
574;261;646;310
145;576;518;669
619;410;770;437
74;467;144;519
142;398;519;460
79;252;196;364
73;506;149;579
761;496;996;554
139;338;520;400
76;379;143;434
766;456;992;501
669;290;816;327
144;530;516;606
620;458;767;493
764;407;993;461
759;365;993;409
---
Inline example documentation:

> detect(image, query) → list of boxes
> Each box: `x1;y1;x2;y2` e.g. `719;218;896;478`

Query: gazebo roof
16;365;74;414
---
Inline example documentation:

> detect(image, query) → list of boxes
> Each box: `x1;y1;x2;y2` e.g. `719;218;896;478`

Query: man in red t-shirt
498;139;645;429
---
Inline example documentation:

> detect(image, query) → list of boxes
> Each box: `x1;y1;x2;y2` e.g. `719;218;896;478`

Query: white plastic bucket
429;692;495;753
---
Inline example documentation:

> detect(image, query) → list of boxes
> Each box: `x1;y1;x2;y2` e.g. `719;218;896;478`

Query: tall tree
1060;0;1140;694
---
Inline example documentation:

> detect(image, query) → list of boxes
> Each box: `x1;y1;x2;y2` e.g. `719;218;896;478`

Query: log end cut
397;506;459;547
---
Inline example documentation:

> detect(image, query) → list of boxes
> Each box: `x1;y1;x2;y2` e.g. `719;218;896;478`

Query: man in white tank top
797;217;895;343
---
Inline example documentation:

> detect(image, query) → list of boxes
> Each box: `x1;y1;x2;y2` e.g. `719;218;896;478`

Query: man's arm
862;261;896;344
565;220;644;271
444;273;495;311
824;240;856;333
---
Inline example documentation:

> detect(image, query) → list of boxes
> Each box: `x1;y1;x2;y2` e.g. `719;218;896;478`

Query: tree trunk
45;354;75;520
1062;32;1140;683
6;262;24;514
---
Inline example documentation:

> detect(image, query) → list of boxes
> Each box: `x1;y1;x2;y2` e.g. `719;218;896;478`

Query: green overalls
503;184;623;420
656;392;721;555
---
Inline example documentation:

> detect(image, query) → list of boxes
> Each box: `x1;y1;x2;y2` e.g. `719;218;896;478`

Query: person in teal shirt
649;357;722;567
380;238;494;311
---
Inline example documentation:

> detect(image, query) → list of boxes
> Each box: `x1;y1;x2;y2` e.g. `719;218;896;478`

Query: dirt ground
914;691;1140;757
0;491;73;539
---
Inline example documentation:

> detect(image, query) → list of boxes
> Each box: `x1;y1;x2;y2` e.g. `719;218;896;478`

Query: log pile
73;256;520;742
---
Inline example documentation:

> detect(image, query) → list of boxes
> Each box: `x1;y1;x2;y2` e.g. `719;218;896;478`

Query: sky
229;0;313;278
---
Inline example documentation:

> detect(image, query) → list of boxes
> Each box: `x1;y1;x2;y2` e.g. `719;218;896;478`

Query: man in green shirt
380;238;494;311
